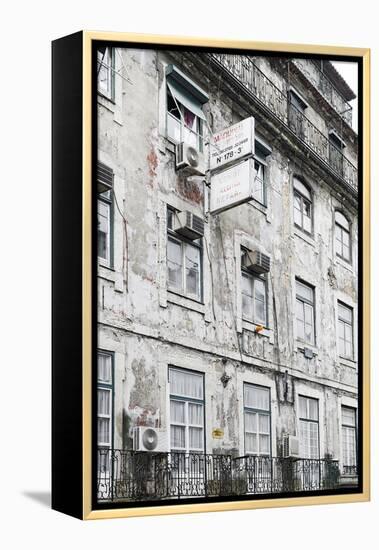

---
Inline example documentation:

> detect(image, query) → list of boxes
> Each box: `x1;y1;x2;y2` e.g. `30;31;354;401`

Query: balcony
291;59;353;126
209;54;357;192
97;450;346;502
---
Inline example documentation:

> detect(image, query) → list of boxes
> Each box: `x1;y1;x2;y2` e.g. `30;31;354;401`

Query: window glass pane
167;112;182;142
170;400;185;424
185;244;200;298
308;398;319;421
342;407;356;426
259;434;270;454
170;369;203;399
189;403;203;425
242;273;253;319
170;425;185;449
245;411;257;433
297;319;305;341
259;414;270;433
294;178;311;200
335;211;349;230
98;48;112;95
98;201;110;261
342;228;350;247
339;303;353;323
296;281;313;303
167;238;183;290
342;243;350;260
244;385;270;411
98;389;110;415
98;353;112;383
189;427;203;450
294;194;302;227
245;433;257;453
254;278;266;324
98;418;110;445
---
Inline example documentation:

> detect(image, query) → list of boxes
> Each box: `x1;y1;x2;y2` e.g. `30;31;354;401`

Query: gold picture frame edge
82;31;370;520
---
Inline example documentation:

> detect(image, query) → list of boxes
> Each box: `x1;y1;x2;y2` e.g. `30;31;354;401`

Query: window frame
97;185;114;269
97;351;114;474
243;383;272;457
295;279;316;346
168;367;205;454
241;252;268;326
335;211;352;263
166;207;203;303
97;46;115;101
298;395;320;460
341;406;357;473
293;178;313;235
338;301;354;360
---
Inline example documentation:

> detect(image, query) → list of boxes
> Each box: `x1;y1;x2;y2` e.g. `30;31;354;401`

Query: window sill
338;357;357;369
296;342;318;356
294;228;316;248
242;319;271;338
98;92;116;110
167;290;205;314
248;199;268;216
98;262;115;281
335;257;355;275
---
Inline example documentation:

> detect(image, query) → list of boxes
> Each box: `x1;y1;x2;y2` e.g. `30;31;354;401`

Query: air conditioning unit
242;250;271;274
282;434;300;458
175;142;206;176
132;427;169;453
174;211;204;240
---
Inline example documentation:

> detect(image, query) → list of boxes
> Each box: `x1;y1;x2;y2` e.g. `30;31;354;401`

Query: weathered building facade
96;46;359;501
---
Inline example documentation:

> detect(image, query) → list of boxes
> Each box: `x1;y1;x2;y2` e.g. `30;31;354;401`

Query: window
338;302;353;359
97;351;113;473
167;208;202;301
341;406;357;474
97;164;113;267
335;211;351;262
299;396;319;459
329;131;345;175
289;89;307;138
166;66;208;151
241;251;267;325
253;159;265;204
293;178;312;234
169;368;204;454
97;46;114;100
244;384;271;456
296;280;315;345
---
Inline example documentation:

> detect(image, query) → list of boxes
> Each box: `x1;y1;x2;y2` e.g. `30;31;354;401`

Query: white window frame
341;406;357;473
243;383;271;457
241;267;267;326
293;178;313;235
296;279;315;345
167;209;203;302
338;301;354;359
97;198;111;267
97;351;113;475
335;211;351;263
169;368;205;454
298;395;320;459
97;47;114;100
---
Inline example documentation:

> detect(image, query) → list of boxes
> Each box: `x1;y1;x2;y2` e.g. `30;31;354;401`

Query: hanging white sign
210;159;256;215
210;117;255;171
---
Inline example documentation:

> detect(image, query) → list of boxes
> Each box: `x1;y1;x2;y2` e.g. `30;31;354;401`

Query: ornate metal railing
209;53;357;191
97;449;342;502
292;59;353;126
342;465;358;476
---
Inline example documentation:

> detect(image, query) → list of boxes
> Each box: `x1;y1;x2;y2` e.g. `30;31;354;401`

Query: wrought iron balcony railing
209;53;357;192
342;465;358;476
97;449;343;502
291;59;353;126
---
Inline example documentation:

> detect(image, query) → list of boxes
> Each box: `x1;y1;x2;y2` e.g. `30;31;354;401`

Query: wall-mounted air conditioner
175;142;206;176
242;250;271;274
174;211;204;240
132;427;169;453
282;434;300;458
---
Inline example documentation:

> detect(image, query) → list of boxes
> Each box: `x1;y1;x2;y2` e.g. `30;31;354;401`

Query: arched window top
335;211;350;231
293;177;312;201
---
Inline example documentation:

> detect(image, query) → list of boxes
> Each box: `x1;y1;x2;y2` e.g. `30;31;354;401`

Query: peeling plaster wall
97;49;358;461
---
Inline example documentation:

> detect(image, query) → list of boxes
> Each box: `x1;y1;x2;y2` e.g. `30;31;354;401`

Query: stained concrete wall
97;48;358;464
